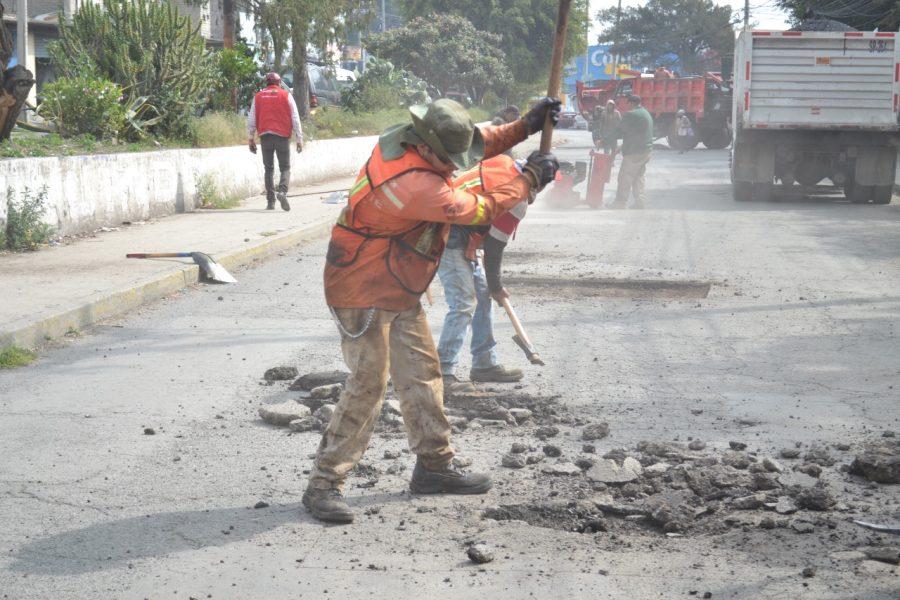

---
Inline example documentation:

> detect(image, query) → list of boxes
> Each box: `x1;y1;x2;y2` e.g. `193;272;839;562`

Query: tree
775;0;899;32
596;0;736;75
396;0;589;91
0;2;36;141
365;14;511;101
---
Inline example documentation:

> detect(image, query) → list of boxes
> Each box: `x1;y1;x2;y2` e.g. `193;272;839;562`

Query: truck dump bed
734;30;899;131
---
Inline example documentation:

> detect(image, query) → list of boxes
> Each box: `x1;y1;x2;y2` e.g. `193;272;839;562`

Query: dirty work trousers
308;304;455;490
613;152;650;207
436;245;498;376
260;133;291;202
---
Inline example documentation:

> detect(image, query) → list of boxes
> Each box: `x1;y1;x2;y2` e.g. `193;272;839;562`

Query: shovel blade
512;334;545;366
192;252;237;284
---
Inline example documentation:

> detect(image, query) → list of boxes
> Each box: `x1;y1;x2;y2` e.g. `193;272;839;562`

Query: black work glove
522;151;559;192
523;97;562;135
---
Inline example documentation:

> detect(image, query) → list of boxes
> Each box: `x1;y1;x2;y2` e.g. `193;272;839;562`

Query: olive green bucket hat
378;99;485;170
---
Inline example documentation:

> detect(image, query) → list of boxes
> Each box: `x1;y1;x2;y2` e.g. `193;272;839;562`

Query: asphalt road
1;131;898;599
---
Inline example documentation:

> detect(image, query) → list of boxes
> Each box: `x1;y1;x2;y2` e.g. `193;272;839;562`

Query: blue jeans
436;245;498;376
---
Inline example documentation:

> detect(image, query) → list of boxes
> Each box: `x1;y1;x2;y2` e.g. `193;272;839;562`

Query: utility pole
16;0;28;71
744;0;750;29
382;0;387;32
611;0;622;80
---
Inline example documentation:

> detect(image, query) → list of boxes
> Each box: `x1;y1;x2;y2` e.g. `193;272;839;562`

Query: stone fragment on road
467;543;494;564
729;441;747;451
383;449;401;459
508;408;533;424
382;399;402;416
762;457;784;473
541;462;582;476
795;463;822;478
288;416;321;432
803;445;835;466
313;404;335;425
502;453;526;469
289;370;349;391
582;422;610;441
731;493;767;510
259;401;311;426
526;454;544;465
543;444;562;458
309;383;343;399
801;567;816;578
721;451;752;470
849;440;899;484
586;457;643;484
862;546;900;566
582;444;596;454
264;366;298;382
253;501;269;509
143;427;156;435
688;440;706;451
780;448;801;459
536;425;560;440
770;496;798;515
510;442;528;454
795;486;835;511
790;519;814;534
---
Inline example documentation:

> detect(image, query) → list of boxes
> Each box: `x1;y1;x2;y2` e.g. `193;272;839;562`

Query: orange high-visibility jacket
324;120;531;310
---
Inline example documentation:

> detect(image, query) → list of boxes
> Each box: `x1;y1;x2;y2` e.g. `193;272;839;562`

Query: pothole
504;276;711;299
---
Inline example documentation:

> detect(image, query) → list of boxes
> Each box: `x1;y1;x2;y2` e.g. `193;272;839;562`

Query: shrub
341;58;429;113
209;43;260;111
38;76;125;138
189;112;247;148
194;173;241;209
4;187;54;251
49;0;216;139
0;346;37;369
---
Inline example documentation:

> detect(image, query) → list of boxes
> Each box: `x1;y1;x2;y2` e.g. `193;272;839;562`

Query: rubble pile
486;437;900;537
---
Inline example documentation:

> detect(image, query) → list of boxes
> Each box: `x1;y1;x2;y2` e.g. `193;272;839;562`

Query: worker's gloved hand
296;141;303;153
248;139;257;154
522;151;560;192
523;97;562;135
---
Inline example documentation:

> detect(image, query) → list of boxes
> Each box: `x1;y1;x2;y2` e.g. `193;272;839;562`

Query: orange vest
324;143;450;310
452;155;522;259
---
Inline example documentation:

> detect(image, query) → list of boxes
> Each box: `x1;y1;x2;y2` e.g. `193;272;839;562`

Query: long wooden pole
540;0;573;153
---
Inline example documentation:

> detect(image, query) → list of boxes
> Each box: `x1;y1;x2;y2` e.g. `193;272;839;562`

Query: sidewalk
0;176;354;349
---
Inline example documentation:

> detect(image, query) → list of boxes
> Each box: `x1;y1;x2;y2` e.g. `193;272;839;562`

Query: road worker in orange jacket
304;98;561;523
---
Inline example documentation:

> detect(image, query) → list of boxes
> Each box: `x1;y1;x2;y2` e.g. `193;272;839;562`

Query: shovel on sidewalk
126;252;237;284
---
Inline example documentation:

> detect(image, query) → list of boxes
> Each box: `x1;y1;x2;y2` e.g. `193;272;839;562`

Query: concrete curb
0;216;334;351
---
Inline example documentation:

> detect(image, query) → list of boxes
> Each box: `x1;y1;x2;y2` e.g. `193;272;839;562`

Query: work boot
265;199;276;210
302;487;354;524
443;374;476;395
409;460;492;495
277;192;291;212
469;364;524;383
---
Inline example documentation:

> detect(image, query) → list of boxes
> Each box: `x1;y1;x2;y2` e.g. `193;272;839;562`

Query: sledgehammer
500;298;545;366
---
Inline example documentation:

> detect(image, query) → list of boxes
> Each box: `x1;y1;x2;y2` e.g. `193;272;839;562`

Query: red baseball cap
265;72;282;86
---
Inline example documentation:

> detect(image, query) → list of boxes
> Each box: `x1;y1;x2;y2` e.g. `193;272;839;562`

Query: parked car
557;111;578;129
283;64;343;107
573;114;589;130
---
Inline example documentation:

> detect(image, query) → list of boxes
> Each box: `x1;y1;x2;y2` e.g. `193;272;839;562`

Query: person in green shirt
609;95;653;209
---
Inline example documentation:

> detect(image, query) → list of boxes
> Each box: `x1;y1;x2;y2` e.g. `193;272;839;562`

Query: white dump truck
731;29;899;203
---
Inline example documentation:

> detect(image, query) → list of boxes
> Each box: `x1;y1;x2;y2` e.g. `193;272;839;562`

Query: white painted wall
0;136;377;236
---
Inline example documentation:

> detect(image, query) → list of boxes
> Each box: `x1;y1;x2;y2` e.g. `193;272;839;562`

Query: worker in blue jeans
437;227;523;391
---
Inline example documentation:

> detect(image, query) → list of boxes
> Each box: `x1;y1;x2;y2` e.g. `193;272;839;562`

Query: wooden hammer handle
539;0;573;154
501;297;533;348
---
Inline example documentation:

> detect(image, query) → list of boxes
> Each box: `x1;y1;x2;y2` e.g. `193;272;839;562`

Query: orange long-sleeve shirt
351;119;531;235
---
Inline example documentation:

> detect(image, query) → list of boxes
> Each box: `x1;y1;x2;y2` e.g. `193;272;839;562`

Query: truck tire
872;185;894;205
733;182;753;201
667;134;697;151
752;182;774;202
701;127;731;150
844;180;872;204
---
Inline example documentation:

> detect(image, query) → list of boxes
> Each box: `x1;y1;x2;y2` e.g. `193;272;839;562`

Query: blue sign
564;44;616;88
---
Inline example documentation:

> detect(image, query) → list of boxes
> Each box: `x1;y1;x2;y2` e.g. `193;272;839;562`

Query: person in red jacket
247;72;303;211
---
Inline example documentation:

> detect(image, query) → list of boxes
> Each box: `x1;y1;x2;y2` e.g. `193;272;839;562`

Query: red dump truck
576;73;733;149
